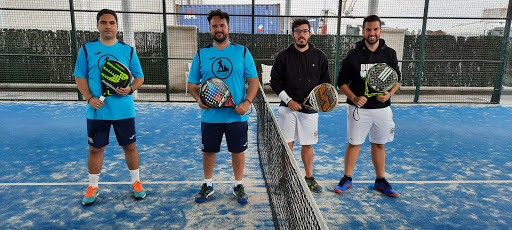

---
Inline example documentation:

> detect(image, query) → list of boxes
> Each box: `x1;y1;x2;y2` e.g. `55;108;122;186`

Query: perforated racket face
200;78;232;108
100;60;132;91
304;83;338;112
366;63;398;93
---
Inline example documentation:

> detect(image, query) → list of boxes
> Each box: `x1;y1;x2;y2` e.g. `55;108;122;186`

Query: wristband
244;99;251;104
128;86;134;95
86;97;93;103
278;91;292;105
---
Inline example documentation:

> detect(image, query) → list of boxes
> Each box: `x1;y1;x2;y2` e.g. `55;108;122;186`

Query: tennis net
253;84;329;230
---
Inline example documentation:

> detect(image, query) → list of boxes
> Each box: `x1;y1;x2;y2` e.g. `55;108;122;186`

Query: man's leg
301;145;313;178
370;143;386;178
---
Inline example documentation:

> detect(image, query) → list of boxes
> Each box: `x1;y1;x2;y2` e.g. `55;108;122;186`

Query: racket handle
99;95;106;101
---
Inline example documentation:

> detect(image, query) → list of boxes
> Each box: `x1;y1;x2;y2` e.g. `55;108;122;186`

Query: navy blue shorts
201;121;248;153
87;118;136;147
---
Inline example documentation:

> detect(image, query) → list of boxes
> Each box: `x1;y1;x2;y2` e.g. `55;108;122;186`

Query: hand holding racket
99;60;133;102
199;77;252;114
352;63;398;120
302;83;339;112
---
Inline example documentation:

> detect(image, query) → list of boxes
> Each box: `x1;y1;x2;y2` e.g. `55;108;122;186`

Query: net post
491;0;512;104
414;0;430;103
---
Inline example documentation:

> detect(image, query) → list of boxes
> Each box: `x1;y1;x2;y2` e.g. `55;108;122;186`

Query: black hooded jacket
337;39;401;109
270;43;331;111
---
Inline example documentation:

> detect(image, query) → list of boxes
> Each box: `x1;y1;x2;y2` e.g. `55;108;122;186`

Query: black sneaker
305;176;323;193
374;178;399;197
233;184;248;204
195;183;214;203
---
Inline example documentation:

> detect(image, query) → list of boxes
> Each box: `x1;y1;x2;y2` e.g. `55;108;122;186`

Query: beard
365;36;378;45
212;32;228;43
295;37;308;48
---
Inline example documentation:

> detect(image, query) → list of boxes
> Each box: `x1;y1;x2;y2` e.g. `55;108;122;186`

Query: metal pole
69;0;82;100
163;0;170;101
414;0;429;103
491;0;512;103
251;0;255;53
334;0;343;86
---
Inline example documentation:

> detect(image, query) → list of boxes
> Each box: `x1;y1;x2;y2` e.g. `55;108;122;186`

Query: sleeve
269;52;285;95
337;53;356;87
73;46;88;79
319;51;331;84
243;50;258;79
187;51;201;84
129;50;144;78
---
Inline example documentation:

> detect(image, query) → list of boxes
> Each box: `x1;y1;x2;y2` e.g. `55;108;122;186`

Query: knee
122;143;137;152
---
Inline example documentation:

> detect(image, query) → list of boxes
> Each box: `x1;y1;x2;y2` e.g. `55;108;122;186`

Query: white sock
129;169;140;183
234;180;243;187
204;178;213;187
88;173;100;188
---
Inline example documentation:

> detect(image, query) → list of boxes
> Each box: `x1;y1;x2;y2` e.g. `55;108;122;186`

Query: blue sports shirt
188;42;258;123
74;39;144;120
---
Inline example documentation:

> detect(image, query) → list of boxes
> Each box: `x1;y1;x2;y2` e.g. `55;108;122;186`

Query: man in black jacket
270;18;331;193
334;15;401;197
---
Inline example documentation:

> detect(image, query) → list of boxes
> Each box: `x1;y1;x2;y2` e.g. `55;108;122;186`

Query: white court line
0;180;263;186
1;180;512;186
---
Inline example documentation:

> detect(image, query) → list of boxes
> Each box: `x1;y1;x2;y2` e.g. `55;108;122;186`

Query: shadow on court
0;102;511;229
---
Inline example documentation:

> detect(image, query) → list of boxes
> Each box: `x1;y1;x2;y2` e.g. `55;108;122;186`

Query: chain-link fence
0;0;511;103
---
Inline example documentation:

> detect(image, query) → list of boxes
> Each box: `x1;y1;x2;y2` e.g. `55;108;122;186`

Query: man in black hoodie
270;18;331;193
334;15;401;197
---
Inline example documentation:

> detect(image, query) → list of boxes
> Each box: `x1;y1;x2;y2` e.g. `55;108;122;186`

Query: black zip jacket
270;43;331;112
337;39;401;109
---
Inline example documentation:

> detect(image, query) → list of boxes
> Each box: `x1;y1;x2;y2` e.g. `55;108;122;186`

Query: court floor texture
0;101;511;229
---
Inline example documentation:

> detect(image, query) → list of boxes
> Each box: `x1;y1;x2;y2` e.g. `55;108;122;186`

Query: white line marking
1;180;512;186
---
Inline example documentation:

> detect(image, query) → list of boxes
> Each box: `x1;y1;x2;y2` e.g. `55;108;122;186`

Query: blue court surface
1;101;511;229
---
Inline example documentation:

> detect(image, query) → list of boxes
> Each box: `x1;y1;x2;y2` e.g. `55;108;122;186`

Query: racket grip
99;95;106;101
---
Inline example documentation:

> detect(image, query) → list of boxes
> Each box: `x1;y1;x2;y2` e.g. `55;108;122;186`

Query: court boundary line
2;180;512;186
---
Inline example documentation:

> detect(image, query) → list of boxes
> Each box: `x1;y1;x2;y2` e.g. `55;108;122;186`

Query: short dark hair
207;9;230;25
97;9;118;23
363;15;381;29
292;18;310;31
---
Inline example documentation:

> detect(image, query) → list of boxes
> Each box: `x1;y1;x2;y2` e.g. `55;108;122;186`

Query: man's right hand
287;100;302;111
88;97;105;109
351;96;367;107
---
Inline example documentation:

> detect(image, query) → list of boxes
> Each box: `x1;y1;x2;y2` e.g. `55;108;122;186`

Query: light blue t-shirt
188;42;258;123
74;39;144;120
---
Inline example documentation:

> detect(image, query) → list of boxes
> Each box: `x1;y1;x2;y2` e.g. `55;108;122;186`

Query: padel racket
99;60;133;101
364;63;398;98
303;83;339;112
353;63;399;121
199;77;236;108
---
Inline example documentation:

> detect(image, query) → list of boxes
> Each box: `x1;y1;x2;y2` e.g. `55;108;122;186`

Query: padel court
1;101;511;229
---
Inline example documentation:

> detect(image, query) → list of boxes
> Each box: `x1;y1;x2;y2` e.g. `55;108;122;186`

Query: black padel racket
99;60;133;101
364;63;398;98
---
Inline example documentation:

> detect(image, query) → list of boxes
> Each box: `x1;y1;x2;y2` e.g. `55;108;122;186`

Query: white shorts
347;105;395;145
278;106;319;145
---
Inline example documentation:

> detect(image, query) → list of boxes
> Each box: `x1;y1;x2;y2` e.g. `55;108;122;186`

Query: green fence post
491;0;512;104
163;0;170;102
414;0;429;103
69;0;81;100
334;0;343;87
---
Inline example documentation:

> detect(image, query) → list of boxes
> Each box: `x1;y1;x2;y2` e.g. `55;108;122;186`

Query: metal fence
0;0;511;103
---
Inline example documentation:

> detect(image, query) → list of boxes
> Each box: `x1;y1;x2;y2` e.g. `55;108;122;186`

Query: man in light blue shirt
74;9;146;205
188;9;259;204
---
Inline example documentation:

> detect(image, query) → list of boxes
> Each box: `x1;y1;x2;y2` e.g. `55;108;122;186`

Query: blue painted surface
1;102;512;229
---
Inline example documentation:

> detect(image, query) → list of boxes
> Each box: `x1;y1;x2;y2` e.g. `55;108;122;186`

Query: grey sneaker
195;183;214;203
233;184;248;204
305;176;323;193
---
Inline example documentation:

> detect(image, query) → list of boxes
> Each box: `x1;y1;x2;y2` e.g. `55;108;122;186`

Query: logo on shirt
360;63;378;79
211;57;233;79
97;54;119;71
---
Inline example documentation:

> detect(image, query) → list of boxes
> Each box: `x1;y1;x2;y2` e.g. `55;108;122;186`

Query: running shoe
334;176;352;193
132;180;146;199
305;176;323;193
195;183;214;203
82;186;99;205
233;184;248;204
374;178;399;197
